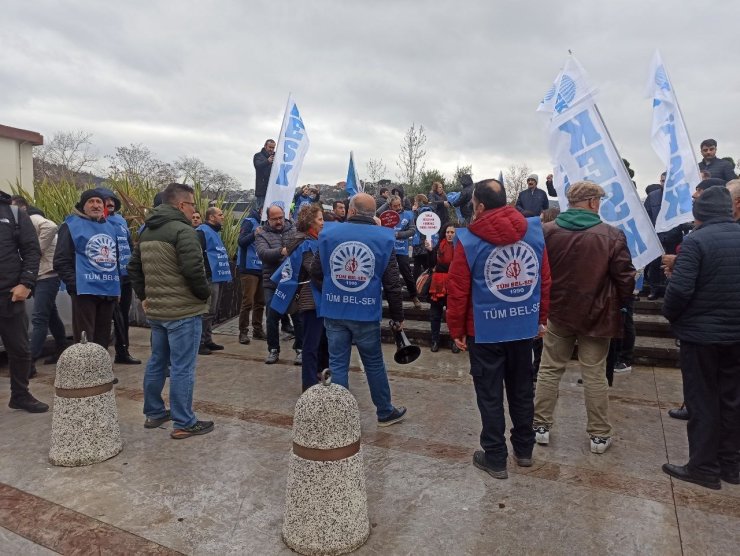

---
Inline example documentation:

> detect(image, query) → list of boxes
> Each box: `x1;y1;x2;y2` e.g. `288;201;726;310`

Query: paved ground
0;321;738;555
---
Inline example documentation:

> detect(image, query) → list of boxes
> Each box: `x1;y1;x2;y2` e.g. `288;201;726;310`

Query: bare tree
396;123;427;189
176;156;210;185
106;143;177;186
207;169;242;196
34;130;99;183
504;163;532;205
366;158;388;184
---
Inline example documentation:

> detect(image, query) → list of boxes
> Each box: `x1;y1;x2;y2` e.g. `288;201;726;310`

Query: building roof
0;124;43;146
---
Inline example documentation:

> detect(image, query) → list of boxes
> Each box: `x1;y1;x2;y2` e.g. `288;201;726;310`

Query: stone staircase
380;297;679;368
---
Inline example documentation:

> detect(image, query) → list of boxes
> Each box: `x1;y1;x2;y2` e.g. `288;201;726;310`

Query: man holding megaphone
310;193;408;427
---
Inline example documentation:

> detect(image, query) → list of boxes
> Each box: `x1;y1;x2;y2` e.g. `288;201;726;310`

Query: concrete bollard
283;370;370;555
49;333;123;466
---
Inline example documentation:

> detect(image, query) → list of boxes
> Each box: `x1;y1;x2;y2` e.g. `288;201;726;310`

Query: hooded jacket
127;204;210;321
0;192;40;296
543;209;635;337
446;206;551;339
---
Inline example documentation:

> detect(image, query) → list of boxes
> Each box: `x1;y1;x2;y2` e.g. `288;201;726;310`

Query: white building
0;124;43;196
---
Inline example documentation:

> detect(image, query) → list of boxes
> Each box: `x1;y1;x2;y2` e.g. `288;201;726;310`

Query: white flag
537;55;663;269
261;94;310;221
646;50;699;233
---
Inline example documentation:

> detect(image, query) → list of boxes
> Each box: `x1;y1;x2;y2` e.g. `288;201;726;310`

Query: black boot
9;394;49;413
115;349;142;365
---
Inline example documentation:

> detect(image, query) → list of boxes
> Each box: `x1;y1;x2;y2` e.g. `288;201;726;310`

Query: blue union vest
270;238;316;315
393;209;414;255
197;224;232;283
107;213;131;277
237;217;263;272
65;215;121;296
319;223;394;322
456;217;544;343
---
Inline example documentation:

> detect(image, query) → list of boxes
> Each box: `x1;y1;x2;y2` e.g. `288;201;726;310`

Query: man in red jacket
447;179;551;479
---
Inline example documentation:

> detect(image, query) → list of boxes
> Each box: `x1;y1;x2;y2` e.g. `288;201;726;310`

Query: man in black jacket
310;193;407;427
698;139;737;182
0;190;47;412
515;174;549;217
662;186;740;490
451;174;474;223
253;139;276;212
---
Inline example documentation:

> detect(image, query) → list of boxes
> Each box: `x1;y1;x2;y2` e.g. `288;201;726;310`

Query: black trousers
531;336;543;379
429;299;445;342
71;294;115;348
113;278;133;355
0;297;31;400
681;341;740;478
469;337;535;468
412;253;430;282
396;255;417;297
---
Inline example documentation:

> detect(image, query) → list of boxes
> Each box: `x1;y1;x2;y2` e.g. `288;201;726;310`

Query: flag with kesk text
646;50;699;233
537;54;662;269
262;94;310;221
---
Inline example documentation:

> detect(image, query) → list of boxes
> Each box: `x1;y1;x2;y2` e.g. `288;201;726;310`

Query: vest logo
330;241;375;292
484;241;539;302
85;234;117;272
280;259;293;283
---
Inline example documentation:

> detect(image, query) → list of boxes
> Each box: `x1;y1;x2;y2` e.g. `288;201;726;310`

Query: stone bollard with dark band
283;370;370;555
49;333;123;467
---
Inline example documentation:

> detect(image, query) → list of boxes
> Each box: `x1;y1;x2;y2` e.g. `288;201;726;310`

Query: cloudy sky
2;1;738;193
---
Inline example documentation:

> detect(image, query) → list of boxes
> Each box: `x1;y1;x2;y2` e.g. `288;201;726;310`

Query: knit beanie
693;185;732;222
696;178;726;191
527;173;539;184
75;189;104;211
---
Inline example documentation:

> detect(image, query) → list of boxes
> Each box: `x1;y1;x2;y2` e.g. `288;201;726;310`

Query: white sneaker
614;362;632;374
534;426;550;445
590;436;612;454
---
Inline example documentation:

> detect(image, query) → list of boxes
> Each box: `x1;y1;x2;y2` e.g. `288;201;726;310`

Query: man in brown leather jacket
532;181;635;454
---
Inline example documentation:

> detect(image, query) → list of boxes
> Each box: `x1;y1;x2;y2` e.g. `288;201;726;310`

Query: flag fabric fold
537;55;663;269
646;50;699;233
262;94;310;221
345;151;363;197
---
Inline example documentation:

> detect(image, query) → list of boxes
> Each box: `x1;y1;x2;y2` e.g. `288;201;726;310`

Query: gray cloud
1;0;738;192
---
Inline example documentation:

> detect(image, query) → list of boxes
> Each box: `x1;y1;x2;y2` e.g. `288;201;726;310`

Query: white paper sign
416;211;441;235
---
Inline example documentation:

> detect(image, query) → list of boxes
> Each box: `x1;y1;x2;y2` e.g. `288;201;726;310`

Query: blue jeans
324;318;394;419
143;316;202;429
301;310;328;391
30;276;67;360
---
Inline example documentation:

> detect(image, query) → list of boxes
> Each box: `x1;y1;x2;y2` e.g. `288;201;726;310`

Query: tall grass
13;179;243;257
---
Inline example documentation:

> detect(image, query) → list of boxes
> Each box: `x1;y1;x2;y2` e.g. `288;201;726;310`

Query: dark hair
379;187;389;195
700;138;717;149
444;224;456;234
10;195;28;208
296;204;323;232
264;139;276;146
473;179;506;210
332;200;344;210
162;182;195;206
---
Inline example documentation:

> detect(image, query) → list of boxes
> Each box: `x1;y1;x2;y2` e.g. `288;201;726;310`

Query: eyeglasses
181;201;196;207
268;216;284;222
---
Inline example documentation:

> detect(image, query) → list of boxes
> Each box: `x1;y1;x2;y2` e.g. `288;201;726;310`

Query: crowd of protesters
0;135;737;489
